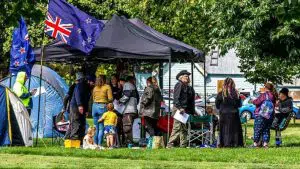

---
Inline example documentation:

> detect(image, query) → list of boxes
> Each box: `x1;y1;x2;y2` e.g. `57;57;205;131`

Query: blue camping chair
271;112;294;146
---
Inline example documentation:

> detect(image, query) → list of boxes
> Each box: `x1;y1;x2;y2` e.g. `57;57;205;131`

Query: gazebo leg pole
191;62;194;88
159;62;163;89
167;57;171;143
203;58;207;111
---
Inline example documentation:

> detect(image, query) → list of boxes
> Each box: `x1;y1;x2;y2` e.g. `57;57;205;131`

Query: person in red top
252;82;278;148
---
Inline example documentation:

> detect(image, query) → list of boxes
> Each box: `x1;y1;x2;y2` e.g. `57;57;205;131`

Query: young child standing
98;103;118;149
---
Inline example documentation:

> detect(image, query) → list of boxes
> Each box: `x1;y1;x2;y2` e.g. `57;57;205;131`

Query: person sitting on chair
273;88;293;129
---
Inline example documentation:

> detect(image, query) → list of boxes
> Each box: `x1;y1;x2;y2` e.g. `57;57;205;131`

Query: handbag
157;115;174;133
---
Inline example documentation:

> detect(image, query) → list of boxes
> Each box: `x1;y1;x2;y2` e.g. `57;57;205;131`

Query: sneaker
99;146;105;150
248;144;258;148
166;143;174;149
108;147;114;150
263;145;269;149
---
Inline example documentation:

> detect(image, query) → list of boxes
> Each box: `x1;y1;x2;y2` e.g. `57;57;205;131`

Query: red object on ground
157;115;174;134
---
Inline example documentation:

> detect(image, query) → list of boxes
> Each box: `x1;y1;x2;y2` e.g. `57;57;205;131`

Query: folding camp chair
271;113;293;146
188;115;213;147
52;113;69;146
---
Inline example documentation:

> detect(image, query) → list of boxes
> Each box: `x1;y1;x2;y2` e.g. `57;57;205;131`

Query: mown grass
1;120;300;168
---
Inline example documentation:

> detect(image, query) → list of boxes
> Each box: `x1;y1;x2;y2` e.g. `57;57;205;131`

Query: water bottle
147;137;153;149
128;143;133;149
275;131;282;147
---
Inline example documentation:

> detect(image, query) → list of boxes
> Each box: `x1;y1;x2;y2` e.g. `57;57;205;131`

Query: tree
2;0;299;85
0;0;128;79
206;0;300;84
0;0;48;78
121;0;211;53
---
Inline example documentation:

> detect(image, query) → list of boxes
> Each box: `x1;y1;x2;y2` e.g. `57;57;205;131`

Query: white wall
163;63;259;97
163;63;205;95
206;76;258;96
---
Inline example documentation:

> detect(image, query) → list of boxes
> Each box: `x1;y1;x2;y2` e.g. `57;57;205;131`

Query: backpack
258;94;274;119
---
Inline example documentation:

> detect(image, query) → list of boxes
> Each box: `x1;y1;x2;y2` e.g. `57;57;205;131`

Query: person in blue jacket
65;72;91;142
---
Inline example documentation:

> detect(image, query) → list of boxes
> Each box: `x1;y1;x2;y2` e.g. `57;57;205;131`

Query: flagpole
35;1;48;146
9;74;12;89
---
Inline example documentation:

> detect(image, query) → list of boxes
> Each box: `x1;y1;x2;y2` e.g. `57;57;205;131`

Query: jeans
92;103;107;145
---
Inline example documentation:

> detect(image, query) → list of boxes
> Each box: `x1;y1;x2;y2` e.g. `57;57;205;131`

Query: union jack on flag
45;12;74;43
45;0;104;53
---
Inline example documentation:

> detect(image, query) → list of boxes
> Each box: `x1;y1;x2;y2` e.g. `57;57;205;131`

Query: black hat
126;76;135;82
176;70;191;80
279;88;289;96
119;75;127;81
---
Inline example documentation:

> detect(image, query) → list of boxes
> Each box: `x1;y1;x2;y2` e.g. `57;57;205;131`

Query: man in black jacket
65;72;91;142
167;70;195;148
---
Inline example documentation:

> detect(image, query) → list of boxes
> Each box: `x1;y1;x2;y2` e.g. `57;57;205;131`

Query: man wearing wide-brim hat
167;70;195;148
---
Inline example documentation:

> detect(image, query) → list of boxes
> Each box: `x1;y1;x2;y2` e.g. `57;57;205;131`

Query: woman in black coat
216;78;243;147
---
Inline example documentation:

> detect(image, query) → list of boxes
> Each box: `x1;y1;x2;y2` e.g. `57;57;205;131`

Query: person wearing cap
65;72;91;142
273;88;293;129
87;74;96;90
119;75;139;146
167;70;195;148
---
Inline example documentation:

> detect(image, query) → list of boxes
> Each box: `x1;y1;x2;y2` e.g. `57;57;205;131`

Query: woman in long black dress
216;78;243;147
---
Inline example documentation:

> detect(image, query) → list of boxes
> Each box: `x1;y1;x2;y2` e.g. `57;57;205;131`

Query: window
210;50;219;66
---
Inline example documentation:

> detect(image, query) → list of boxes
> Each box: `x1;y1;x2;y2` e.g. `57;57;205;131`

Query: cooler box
64;139;81;148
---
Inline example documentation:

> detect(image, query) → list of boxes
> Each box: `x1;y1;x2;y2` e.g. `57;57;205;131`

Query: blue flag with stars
45;0;105;53
10;17;36;77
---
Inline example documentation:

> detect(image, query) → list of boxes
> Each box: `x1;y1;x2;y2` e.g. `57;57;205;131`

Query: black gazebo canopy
34;15;204;63
33;15;207;142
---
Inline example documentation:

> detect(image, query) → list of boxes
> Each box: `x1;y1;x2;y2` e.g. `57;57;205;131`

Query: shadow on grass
283;142;300;147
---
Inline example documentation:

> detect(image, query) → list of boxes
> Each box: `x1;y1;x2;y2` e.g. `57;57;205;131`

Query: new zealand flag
45;0;105;53
10;17;36;77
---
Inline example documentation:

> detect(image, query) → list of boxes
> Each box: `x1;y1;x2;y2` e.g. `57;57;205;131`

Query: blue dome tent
0;84;33;146
1;65;69;138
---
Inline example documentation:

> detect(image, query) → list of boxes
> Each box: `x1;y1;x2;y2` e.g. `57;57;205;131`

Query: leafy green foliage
1;0;300;84
207;0;300;84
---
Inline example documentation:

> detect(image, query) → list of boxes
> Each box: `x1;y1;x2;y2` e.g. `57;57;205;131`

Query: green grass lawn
1;120;300;169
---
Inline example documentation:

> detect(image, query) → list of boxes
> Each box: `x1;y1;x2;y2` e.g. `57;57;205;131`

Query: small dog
83;126;99;150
